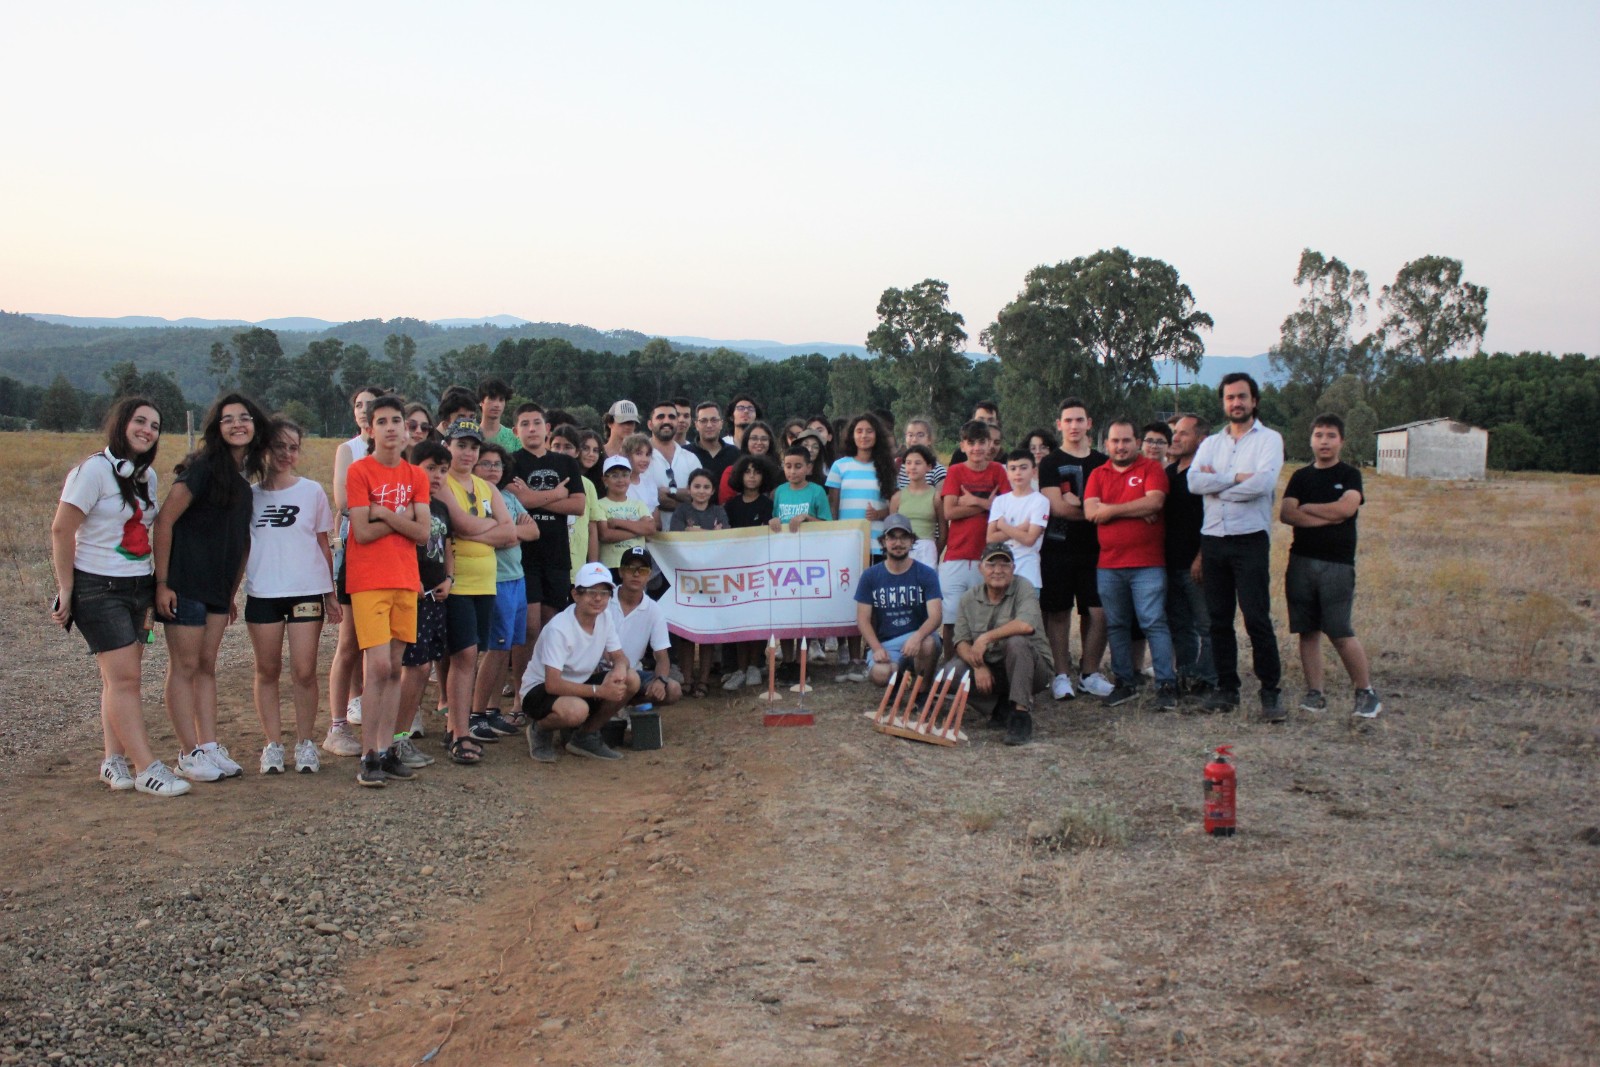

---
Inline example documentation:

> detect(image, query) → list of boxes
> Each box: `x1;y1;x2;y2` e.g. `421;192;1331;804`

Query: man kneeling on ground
948;543;1055;746
519;562;638;763
608;546;682;708
854;514;943;685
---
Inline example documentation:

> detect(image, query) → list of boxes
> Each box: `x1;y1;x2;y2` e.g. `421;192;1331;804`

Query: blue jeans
1166;566;1216;686
1097;567;1175;687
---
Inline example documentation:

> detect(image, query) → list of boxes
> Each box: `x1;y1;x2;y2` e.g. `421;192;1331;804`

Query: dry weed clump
1502;591;1589;673
1028;803;1130;851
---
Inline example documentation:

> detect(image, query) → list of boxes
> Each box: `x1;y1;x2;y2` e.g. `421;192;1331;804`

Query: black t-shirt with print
1039;447;1108;559
511;448;584;567
1285;462;1363;565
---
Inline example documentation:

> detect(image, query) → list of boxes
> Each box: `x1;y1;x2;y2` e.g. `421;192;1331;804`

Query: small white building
1374;418;1488;480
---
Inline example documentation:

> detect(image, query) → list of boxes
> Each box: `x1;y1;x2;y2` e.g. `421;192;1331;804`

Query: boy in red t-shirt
1083;418;1176;710
939;419;1011;653
345;395;432;787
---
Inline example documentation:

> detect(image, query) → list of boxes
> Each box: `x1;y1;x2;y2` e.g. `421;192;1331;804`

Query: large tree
1375;255;1487;419
231;327;287;407
383;332;425;403
39;373;83;431
865;279;968;429
1270;248;1372;399
981;247;1212;431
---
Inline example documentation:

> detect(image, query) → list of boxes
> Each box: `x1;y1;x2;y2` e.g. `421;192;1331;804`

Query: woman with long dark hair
826;413;896;676
718;420;776;503
51;397;189;796
324;385;380;757
152;391;270;782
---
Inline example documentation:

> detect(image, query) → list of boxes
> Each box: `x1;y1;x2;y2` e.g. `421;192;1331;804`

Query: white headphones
102;448;135;479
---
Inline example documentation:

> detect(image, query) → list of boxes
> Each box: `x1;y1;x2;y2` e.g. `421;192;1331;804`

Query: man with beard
855;515;943;686
1084;418;1177;711
645;401;700;514
1187;373;1285;720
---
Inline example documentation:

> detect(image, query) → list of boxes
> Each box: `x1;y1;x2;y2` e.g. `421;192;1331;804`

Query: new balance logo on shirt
255;505;301;528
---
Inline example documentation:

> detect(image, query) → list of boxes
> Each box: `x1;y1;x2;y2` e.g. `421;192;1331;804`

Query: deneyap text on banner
650;521;871;643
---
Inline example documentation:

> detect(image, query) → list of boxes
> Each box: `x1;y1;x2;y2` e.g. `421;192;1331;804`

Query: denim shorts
71;570;155;654
487;578;528;652
159;591;227;627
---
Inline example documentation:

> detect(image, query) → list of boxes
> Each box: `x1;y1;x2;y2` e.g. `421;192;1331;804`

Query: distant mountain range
9;311;1277;393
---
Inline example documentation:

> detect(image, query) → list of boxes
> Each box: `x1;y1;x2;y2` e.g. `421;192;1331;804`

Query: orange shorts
350;589;418;650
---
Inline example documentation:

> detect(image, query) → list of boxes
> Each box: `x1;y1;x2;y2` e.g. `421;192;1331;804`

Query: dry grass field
1;431;1596;1066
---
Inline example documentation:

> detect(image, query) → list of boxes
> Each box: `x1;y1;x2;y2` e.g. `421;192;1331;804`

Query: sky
3;1;1596;356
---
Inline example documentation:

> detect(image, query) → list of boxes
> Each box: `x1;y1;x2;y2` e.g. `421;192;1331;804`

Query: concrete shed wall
1408;421;1488;480
1375;431;1409;477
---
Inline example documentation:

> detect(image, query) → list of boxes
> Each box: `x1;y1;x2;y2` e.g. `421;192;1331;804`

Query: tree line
11;248;1598;472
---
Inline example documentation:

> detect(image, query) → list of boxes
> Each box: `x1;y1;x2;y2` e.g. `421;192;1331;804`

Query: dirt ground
4;444;1598;1066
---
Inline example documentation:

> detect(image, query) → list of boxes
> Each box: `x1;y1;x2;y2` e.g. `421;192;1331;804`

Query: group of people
51;372;1380;797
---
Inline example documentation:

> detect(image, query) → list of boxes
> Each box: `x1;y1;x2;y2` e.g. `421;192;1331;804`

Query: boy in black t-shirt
1278;414;1381;720
507;403;588;691
397;442;456;763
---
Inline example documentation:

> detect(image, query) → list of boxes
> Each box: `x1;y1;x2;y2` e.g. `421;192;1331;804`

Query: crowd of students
52;373;1377;795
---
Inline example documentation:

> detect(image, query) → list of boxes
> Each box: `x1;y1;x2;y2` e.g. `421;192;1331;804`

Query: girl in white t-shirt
49;397;189;796
246;419;340;775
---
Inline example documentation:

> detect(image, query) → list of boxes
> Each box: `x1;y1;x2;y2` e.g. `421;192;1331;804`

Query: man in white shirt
646;401;701;513
1186;373;1285;720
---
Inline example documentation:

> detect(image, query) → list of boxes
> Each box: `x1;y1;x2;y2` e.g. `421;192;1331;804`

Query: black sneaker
1200;688;1240;714
1353;688;1383;719
565;731;623;761
1103;683;1138;708
467;714;501;743
985;705;1009;729
527;724;558;763
378;749;415;780
1299;688;1327;712
1003;707;1033;746
1259;688;1286;724
481;709;519;737
1154;683;1179;712
356;753;386;788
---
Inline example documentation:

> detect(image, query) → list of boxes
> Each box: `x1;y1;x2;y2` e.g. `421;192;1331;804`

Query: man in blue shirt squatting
853;514;943;687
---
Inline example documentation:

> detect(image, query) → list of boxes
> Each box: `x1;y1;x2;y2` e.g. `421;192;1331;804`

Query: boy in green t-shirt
769;446;833;532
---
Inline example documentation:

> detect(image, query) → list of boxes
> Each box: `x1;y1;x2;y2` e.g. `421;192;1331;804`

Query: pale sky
3;1;1596;356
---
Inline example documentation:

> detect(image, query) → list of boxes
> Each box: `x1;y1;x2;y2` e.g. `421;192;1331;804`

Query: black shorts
402;597;448;666
521;669;607;722
1041;549;1100;614
244;595;326;625
71;571;154;655
444;593;495;654
524;560;573;610
1285;555;1357;639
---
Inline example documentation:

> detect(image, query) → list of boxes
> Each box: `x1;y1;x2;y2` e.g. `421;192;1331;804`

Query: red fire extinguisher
1203;745;1236;836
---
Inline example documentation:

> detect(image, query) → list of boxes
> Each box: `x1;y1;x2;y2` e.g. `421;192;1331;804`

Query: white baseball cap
574;562;615;590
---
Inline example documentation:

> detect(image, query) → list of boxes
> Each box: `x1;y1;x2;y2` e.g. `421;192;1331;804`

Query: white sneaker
721;670;747;691
321;721;362;757
177;749;224;782
409;708;426;738
743;664;763;687
840;664;869;683
204;743;243;778
835;643;850;667
134;760;191;797
100;754;136;791
260;742;285;775
294;738;321;774
1051;673;1076;701
823;636;839;654
346;696;363;725
1079;672;1115;698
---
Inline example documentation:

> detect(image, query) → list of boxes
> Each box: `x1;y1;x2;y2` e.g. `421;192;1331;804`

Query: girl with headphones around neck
50;397;189;796
152;391;271;783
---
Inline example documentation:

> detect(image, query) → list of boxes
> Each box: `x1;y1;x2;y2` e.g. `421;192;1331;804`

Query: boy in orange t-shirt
345;395;431;787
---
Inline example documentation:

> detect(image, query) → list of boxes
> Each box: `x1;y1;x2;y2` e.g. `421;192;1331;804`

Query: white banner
649;521;872;643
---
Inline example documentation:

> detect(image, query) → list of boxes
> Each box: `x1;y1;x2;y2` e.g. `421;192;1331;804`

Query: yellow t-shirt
570;477;598;581
444;473;497;595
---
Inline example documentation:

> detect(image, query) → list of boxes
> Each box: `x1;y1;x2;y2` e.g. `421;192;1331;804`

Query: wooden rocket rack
864;664;969;746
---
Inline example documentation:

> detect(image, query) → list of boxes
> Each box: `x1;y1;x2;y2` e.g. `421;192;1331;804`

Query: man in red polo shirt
1084;418;1178;711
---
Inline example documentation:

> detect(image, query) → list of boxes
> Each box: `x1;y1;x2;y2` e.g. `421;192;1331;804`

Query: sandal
502;709;528;730
449;737;483;765
690;682;709;699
